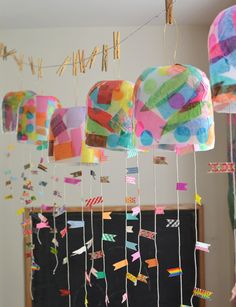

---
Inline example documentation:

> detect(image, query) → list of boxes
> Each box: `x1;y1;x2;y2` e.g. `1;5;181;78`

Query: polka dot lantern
208;5;236;113
17;95;61;145
134;64;215;152
85;80;134;150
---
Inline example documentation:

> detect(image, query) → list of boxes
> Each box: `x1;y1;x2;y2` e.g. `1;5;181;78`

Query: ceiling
0;0;235;29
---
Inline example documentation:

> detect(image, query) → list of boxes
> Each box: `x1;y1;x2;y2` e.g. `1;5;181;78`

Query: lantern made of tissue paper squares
49;106;103;163
85;80;134;150
134;64;215;153
17;95;61;145
208;5;236;113
2;91;35;132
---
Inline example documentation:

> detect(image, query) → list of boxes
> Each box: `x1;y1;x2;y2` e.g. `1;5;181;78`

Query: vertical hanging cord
100;163;109;304
125;154;129;306
89;173;95;276
37;150;46;246
190;152;198;306
153;148;160;307
176;154;183;305
63;181;71;307
52;165;59;275
136;153;142;275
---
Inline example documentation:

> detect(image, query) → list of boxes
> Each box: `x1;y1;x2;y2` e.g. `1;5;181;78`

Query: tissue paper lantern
49;106;102;163
85;80;134;150
17;95;61;145
208;5;236;113
2;91;35;132
134;64;215;152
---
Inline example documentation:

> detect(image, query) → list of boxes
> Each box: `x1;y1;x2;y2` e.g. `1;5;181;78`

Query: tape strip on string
136;153;143;275
125;153;129;306
89;171;95;278
52;165;59;275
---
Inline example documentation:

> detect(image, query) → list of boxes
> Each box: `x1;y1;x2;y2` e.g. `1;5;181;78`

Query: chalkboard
24;205;205;307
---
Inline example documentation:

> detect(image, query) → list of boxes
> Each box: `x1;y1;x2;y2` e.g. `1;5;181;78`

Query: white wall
0;25;234;307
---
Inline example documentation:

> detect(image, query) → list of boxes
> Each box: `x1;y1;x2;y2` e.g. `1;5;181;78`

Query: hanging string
175;153;183;305
190;152;198;306
125;153;129;306
89;172;95;278
100;162;109;304
153;148;160;307
163;17;179;65
63;180;72;307
136;153;143;276
52;165;59;275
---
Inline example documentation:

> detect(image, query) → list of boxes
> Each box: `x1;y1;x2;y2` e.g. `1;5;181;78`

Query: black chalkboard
29;208;202;307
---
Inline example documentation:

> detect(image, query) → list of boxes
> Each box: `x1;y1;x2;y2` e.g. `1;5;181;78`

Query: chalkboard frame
24;204;205;307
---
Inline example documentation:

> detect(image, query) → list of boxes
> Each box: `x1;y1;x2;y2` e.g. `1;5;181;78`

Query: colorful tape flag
126;272;137;284
127;167;138;174
167;267;183;277
126;213;138;221
132;206;140;216
126;226;133;233
126;241;137;251
36;222;50;229
96;271;106;279
195;193;202;206
85;196;103;208
85;238;93;250
67;220;84;229
31;260;40;271
121;293;128;303
52;238;59;247
17;208;25;216
38;163;47;172
208;162;235;173
5;194;13;200
59;289;71;297
196;241;211;253
166;219;180;227
64;177;81;185
153;156;168;165
139;229;156;239
145;258;158;268
155;206;165;215
137;273;148;284
50;247;58;255
70;171;82;177
125;197;136;204
103;212;112;220
89;250;104;260
102;233;116;242
131;251;140;262
127;148;138;158
193;288;213;300
113;259;128;271
60;227;68;238
100;176;110;183
176;182;188;191
126;176;136;184
38;213;47;222
71;246;86;256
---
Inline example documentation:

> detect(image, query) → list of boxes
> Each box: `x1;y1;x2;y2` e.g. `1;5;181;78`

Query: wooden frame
24;204;205;307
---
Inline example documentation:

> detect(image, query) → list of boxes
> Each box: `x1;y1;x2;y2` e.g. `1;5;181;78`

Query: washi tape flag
126;226;133;233
86;238;93;250
196;241;211;253
71;246;86;256
126;213;138;221
24;163;31;170
145;258;158;268
38;163;47;172
96;271;106;279
31;260;40;271
52;238;59;247
113;259;128;271
121;293;128;303
127;167;138;174
103;212;112;220
153;156;168;164
64;177;81;185
176;182;188;191
100;176;110;183
195;193;202;205
102;233;116;242
131;251;141;262
193;288;213;300
59;289;71;297
70;171;82;177
132;206;140;216
38;213;47;222
89;251;104;260
5;194;13;200
90;170;96;179
36;222;50;229
139;229;156;239
167;267;183;277
155;206;165;215
208;162;235;173
60;227;67;238
126;241;138;251
86;196;103;208
127;148;138;158
50;247;58;255
41;204;54;211
137;273;148;284
125;197;136;204
17;208;25;216
126;272;137;284
63;257;68;265
166;219;180;227
126;176;136;184
67;220;84;229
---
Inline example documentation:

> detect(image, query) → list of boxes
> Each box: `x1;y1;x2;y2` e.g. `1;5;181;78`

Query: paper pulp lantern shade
17;95;61;145
85;80;134;150
134;64;215;152
49;106;102;163
2;91;35;132
208;5;236;113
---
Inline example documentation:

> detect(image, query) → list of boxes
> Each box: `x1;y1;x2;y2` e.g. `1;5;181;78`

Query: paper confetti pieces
155;206;165;215
113;259;128;271
126;272;137;285
59;289;71;297
131;251;141;262
126;167;138;174
67;220;84;229
208;162;235;173
195;193;202;206
102;233;116;242
126;241;137;251
103;212;112;220
5;194;13;200
121;293;128;303
176;182;188;191
193;288;213;300
71;246;86;256
100;176;110;183
153;156;168;165
167;267;183;277
38;163;47;172
137;273;148;284
166;219;180;227
85;196;103;208
70;171;82;177
196;241;211;253
139;229;156;240
64;177;81;185
126;213;138;221
126;226;133;233
17;207;25;216
89;250;104;260
125;197;136;204
50;247;58;255
126;176;136;184
60;227;68;238
132;206;140;216
145;258;158;268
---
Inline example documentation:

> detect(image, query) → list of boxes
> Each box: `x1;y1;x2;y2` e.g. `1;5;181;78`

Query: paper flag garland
85;80;135;150
2;91;35;132
208;5;236;113
193;288;213;300
134;64;215;152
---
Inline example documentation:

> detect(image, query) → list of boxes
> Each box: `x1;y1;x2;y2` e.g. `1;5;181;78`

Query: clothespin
72;51;78;76
2;46;16;60
113;32;120;60
165;0;174;25
78;49;86;73
0;43;4;57
86;46;99;69
102;44;109;72
38;58;43;79
13;53;24;71
56;56;71;76
28;56;35;75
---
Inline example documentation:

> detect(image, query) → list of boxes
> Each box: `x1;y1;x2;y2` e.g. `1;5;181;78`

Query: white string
52;165;59;275
37;150;46;246
175;153;183;305
190;152;198;306
153;148;160;307
89;173;95;277
125;154;129;306
63;180;72;307
136;153;142;275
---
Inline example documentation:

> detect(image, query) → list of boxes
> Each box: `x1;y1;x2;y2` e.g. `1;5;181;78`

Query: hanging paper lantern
208;5;236;113
17;95;61;145
49;106;102;163
2;91;35;132
134;64;215;152
85;80;134;150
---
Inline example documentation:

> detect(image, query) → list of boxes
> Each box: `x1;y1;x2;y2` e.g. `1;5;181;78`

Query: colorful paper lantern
208;5;236;113
2;91;35;132
85;80;134;150
17;95;61;145
49;106;102;163
134;64;215;152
